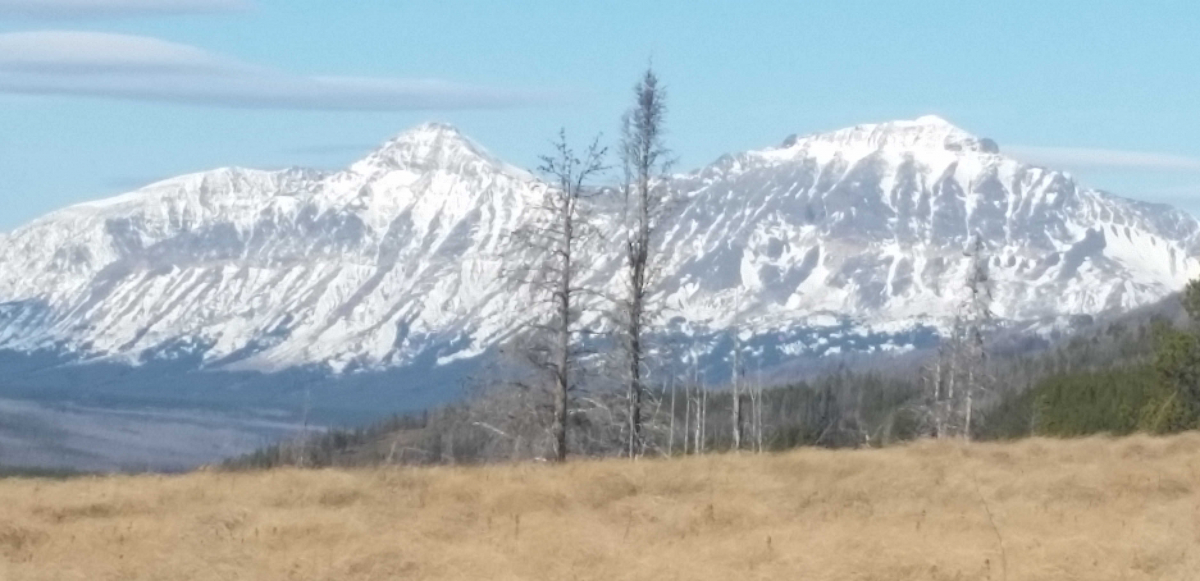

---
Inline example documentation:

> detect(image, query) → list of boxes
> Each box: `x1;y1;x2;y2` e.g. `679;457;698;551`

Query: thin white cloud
1127;183;1200;205
284;144;377;156
0;0;249;17
0;31;553;110
1006;145;1200;172
0;31;243;73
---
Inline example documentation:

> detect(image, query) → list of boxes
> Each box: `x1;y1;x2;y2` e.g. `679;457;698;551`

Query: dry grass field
2;434;1199;581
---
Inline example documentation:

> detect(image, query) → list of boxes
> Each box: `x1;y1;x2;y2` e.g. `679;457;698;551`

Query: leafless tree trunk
668;375;677;455
731;362;743;450
509;130;606;462
752;360;764;453
946;337;958;436
730;292;744;452
683;378;693;454
924;234;993;442
617;67;672;459
855;384;869;447
931;354;946;438
965;367;975;439
296;382;311;468
959;234;993;443
695;387;704;454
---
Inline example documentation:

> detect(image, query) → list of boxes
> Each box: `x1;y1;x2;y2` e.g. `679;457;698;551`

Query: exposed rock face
1;117;1196;379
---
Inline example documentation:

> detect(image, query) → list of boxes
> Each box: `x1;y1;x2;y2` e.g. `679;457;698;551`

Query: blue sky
2;0;1199;231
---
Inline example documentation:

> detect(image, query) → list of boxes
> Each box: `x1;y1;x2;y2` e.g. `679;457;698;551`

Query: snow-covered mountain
659;116;1200;338
2;116;1198;381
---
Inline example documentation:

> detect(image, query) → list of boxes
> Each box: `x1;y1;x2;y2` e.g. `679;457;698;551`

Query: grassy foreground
2;435;1199;580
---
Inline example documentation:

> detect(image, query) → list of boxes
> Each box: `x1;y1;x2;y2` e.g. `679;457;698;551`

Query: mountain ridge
1;117;1196;383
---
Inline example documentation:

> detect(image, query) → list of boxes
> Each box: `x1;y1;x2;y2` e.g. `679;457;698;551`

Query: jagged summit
351;122;510;176
780;115;999;155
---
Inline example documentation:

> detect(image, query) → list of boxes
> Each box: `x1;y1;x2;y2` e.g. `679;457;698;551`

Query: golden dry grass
2;434;1200;580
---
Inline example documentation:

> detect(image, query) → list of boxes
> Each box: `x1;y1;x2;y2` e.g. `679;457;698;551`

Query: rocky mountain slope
1;116;1197;382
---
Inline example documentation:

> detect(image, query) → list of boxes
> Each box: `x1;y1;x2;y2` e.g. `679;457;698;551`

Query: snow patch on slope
0;117;1197;379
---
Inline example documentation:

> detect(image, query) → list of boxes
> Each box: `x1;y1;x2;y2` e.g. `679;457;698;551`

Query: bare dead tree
667;374;677;455
921;233;993;441
922;338;956;439
752;358;764;453
615;67;673;458
507;129;607;462
465;351;566;463
959;234;994;441
690;351;709;455
932;346;947;438
295;380;312;468
683;366;693;453
690;351;705;454
730;290;744;451
700;378;709;453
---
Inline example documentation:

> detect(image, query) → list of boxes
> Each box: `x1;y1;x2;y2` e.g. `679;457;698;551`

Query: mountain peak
782;116;999;154
912;114;953;126
396;121;467;142
353;122;504;174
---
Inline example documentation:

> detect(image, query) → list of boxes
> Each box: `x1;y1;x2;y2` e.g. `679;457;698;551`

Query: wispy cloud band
1007;145;1200;172
0;31;554;110
284;144;378;156
0;31;242;73
0;0;249;17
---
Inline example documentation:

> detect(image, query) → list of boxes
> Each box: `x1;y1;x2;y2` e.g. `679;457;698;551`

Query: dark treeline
0;465;88;479
223;371;923;470
981;282;1200;440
